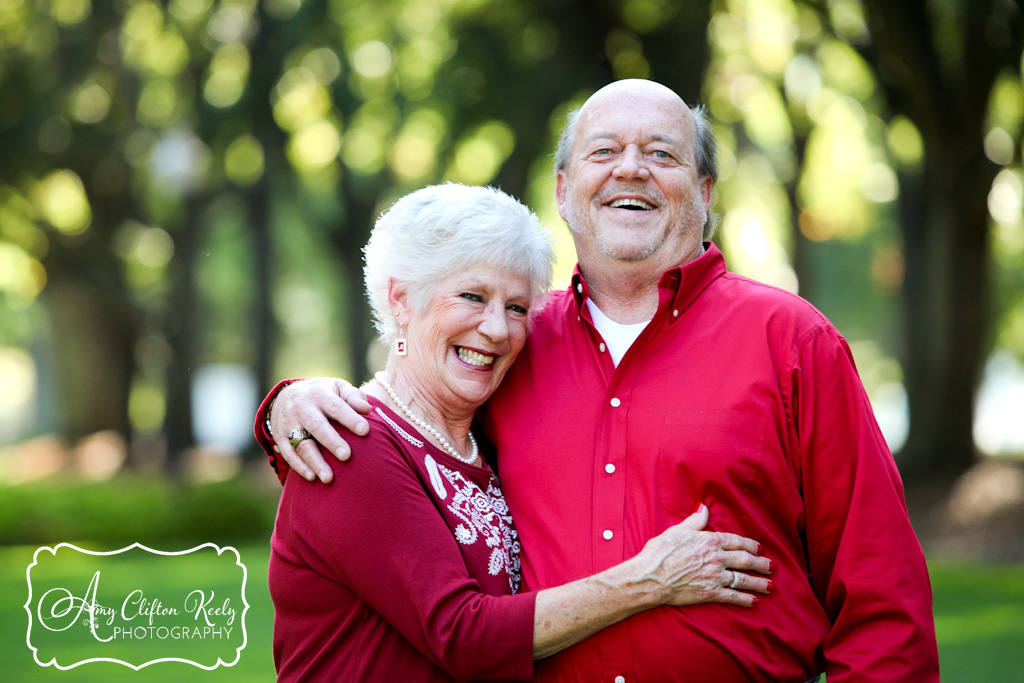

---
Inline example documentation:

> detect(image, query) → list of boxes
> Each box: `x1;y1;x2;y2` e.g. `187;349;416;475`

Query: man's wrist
265;396;276;438
260;378;303;441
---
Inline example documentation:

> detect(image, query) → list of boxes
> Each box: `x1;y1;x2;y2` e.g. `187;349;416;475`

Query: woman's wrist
594;554;667;611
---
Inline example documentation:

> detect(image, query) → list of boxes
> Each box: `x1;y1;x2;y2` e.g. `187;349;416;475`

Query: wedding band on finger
729;571;742;590
288;428;313;449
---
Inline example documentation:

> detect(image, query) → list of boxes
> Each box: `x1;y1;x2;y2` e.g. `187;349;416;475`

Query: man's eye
460;293;483;302
651;150;670;159
593;148;613;155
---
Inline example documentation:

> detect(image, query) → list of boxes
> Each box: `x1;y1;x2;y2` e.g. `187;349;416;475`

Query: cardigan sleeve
277;423;536;681
793;328;939;681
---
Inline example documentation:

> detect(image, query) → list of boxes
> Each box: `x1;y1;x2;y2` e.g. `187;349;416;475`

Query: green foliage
0;475;278;546
0;0;1021;469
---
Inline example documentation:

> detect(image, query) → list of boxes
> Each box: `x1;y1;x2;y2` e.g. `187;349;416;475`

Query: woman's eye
459;292;483;302
507;304;528;315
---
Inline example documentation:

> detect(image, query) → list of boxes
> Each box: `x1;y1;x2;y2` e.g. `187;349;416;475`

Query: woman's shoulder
327;398;421;471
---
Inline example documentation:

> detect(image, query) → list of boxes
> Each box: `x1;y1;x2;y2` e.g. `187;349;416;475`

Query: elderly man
256;79;939;682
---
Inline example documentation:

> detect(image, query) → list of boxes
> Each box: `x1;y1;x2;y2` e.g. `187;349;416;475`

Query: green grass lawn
3;542;1022;682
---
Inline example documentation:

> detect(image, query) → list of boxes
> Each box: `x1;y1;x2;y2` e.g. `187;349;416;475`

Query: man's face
556;83;711;268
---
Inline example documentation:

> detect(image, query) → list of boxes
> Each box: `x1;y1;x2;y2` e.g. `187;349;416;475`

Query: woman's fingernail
752;597;760;606
693;501;703;514
768;560;776;574
756;543;763;555
766;580;776;593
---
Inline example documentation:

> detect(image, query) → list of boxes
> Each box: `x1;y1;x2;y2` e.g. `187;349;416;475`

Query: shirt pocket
658;408;768;519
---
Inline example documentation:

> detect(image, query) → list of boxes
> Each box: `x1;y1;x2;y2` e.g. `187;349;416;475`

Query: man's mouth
456;347;495;367
607;198;656;211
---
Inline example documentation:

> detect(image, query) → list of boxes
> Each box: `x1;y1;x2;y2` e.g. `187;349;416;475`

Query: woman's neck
370;368;476;461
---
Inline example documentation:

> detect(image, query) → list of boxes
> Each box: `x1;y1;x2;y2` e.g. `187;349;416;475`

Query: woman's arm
282;428;770;678
533;504;771;658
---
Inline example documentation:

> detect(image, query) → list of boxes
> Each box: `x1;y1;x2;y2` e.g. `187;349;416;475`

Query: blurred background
1;0;1023;680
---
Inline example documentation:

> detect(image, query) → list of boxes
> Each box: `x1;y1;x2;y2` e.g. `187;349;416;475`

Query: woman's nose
478;304;509;341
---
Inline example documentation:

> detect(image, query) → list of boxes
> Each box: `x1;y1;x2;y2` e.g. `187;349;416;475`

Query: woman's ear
387;278;412;326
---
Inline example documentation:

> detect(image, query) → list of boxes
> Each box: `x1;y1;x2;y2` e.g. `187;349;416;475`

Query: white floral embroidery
424;454;448;500
377;411;521;592
431;459;522;594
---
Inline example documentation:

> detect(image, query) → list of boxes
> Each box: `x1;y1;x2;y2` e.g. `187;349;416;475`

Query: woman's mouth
455;346;495;367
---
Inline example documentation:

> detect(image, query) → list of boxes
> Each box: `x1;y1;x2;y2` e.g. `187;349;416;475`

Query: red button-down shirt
481;244;938;683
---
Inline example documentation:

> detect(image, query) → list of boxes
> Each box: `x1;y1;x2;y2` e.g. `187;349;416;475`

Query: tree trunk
40;258;136;443
898;143;995;478
335;180;381;385
163;195;203;473
852;0;1020;482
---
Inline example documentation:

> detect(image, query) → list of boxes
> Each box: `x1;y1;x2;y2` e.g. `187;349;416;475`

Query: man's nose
612;145;651;180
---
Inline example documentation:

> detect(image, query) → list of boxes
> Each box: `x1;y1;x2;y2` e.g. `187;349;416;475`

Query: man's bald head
553;79;719;239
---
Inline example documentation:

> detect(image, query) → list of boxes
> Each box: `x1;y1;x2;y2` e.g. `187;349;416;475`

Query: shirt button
602;530;614;540
672;309;679;317
599;342;606;352
610;397;621;407
577;283;583;294
605;463;615;474
615;677;626;683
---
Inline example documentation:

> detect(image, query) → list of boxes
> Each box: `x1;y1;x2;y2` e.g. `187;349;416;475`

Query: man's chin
597;239;661;262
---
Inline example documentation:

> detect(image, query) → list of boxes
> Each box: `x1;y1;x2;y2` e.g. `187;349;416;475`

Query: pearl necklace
376;374;478;465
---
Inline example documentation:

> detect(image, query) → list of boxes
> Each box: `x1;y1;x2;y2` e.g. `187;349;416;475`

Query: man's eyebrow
646;134;683;147
582;132;683;147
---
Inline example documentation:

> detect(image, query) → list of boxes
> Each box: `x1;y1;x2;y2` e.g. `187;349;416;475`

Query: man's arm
791;329;939;681
253;378;371;483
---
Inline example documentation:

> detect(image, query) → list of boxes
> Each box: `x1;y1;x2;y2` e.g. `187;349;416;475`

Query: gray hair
364;183;555;344
553;102;720;239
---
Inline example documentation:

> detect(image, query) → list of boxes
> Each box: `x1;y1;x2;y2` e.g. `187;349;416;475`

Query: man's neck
583;273;660;324
580;243;705;324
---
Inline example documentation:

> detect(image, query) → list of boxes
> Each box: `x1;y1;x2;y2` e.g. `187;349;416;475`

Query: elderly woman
266;184;770;682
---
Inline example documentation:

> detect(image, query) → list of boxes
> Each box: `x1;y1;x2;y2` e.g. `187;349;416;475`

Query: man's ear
701;176;714;211
555;170;570;223
387;278;412;326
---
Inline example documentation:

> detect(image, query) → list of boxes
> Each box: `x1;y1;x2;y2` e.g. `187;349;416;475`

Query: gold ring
288;428;312;449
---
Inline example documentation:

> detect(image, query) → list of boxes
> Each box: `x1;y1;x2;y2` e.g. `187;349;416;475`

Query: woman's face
400;264;533;415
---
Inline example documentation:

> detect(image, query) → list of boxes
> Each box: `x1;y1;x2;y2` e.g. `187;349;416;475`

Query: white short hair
364;183;555;343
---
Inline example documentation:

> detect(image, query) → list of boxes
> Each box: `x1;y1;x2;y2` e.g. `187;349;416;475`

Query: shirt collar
570;242;727;322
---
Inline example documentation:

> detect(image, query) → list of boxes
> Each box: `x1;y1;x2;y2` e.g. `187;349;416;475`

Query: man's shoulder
530;287;576;331
715;271;832;327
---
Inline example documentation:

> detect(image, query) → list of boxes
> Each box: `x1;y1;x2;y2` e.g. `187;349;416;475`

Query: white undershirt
586;299;651;367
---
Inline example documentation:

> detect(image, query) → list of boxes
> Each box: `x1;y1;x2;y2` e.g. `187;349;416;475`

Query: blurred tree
842;0;1023;479
0;1;143;445
3;0;1019;488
